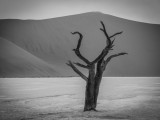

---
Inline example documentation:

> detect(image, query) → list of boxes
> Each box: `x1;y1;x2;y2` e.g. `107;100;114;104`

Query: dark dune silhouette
0;12;160;77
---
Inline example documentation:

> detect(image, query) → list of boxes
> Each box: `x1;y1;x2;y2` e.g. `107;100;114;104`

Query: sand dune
0;37;59;77
0;12;160;77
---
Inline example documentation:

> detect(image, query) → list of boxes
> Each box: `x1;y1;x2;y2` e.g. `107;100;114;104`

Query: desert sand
0;77;160;120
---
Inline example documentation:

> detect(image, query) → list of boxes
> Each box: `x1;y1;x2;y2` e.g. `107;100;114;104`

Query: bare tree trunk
93;74;103;109
84;65;96;111
84;79;95;111
93;58;103;109
84;62;104;111
84;70;103;111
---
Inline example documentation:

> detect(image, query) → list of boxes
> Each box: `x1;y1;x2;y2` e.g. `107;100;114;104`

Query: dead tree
66;21;127;111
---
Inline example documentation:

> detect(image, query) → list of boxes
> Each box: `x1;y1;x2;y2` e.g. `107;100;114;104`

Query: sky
0;0;160;24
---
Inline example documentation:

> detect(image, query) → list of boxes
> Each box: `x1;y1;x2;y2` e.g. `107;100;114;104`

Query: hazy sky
0;0;160;24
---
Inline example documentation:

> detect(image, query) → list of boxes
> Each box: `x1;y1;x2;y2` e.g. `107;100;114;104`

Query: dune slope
0;12;160;77
0;37;59;77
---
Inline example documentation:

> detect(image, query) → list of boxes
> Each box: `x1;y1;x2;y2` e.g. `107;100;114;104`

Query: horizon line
0;11;159;25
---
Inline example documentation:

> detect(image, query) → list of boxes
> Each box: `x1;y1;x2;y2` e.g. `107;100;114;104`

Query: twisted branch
71;32;91;64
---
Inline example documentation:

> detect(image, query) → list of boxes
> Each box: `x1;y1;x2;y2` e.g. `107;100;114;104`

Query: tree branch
99;21;112;47
109;31;123;39
71;32;91;64
102;52;128;71
74;62;89;69
91;21;114;64
91;46;110;64
66;61;88;81
71;32;82;50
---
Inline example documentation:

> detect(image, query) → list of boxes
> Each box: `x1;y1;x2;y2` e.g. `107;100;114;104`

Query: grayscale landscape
0;2;160;119
0;77;160;120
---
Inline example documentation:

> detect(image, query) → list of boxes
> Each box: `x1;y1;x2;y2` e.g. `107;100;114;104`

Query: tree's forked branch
100;21;111;47
91;46;109;64
71;32;91;64
66;61;88;81
92;21;115;64
92;21;124;64
102;52;128;71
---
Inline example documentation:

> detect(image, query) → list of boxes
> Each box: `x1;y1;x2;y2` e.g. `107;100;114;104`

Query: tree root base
84;108;98;112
